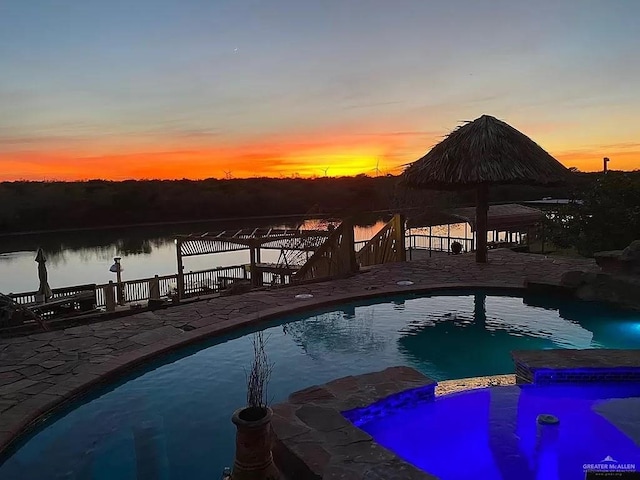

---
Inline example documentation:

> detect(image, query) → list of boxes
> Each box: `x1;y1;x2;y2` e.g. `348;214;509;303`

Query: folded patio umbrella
35;248;53;302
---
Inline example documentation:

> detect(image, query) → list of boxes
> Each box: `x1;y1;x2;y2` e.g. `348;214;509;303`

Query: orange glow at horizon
1;127;637;182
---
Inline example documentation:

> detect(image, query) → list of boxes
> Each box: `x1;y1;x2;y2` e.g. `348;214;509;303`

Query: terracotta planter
231;406;280;480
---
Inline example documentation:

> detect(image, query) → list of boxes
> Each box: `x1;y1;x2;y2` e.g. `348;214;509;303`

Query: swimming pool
351;384;640;480
2;290;640;479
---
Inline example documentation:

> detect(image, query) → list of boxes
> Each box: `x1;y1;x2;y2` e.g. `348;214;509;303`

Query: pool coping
0;282;531;458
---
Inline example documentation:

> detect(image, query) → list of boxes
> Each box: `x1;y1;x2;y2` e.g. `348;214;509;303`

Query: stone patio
0;249;597;457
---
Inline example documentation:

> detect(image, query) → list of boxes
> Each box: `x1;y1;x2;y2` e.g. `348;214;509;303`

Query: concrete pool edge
0;281;528;458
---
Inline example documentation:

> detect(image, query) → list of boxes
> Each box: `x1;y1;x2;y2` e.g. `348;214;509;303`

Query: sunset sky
1;0;639;181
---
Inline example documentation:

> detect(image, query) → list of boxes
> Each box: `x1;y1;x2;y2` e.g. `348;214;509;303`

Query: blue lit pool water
2;290;640;479
353;384;640;480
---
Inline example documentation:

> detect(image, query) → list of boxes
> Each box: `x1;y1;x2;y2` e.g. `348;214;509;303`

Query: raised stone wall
270;366;438;480
512;349;640;385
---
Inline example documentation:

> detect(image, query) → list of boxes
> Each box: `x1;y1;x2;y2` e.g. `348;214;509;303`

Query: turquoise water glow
1;290;640;479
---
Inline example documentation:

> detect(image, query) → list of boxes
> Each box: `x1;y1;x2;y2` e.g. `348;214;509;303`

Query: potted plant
231;331;280;480
451;241;463;255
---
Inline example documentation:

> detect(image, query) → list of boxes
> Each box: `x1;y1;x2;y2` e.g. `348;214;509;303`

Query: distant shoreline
0;213;322;238
0;210;399;238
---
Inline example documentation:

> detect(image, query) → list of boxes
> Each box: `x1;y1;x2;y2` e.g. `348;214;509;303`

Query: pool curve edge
0;282;530;459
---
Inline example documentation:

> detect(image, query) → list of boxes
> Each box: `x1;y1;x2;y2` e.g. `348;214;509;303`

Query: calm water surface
1;291;639;479
0;216;410;294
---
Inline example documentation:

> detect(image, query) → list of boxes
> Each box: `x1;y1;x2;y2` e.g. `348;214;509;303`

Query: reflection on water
0;216;388;293
284;309;389;360
396;294;604;378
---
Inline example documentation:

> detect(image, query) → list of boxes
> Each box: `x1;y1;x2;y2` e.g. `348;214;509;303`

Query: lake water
3;215;447;294
0;218;492;295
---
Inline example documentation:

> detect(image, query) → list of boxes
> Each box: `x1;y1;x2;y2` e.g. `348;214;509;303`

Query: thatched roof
402;115;570;190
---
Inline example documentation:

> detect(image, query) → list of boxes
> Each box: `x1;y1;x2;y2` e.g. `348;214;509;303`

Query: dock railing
406;234;474;254
356;233;474;256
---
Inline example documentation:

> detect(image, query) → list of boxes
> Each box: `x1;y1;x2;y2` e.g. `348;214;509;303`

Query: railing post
175;239;184;301
249;245;259;287
149;275;160;300
344;217;357;273
396;214;406;262
105;281;116;312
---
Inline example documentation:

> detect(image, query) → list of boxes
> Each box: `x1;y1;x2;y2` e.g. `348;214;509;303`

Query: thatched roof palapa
401;115;570;263
402;115;570;190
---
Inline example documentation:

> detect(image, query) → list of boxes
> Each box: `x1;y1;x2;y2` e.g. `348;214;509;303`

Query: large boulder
594;250;624;273
574;274;640;311
565;240;640;310
594;239;640;276
621;239;640;264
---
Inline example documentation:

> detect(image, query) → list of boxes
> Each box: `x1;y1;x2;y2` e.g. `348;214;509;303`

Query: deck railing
183;265;247;298
260;270;293;287
406;234;474;254
358;234;473;256
93;265;252;308
9;284;97;307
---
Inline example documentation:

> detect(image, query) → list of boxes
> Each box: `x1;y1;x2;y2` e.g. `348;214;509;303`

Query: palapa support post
475;184;489;263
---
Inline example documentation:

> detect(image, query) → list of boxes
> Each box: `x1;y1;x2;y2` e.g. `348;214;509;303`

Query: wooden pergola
175;227;332;296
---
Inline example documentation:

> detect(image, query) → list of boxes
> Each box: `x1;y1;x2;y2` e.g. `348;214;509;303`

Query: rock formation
561;240;640;310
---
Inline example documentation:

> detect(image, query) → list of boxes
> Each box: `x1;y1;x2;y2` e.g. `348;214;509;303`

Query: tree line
546;170;640;256
0;172;631;235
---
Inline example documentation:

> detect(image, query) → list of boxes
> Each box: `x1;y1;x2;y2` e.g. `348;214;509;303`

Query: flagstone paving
0;249;597;456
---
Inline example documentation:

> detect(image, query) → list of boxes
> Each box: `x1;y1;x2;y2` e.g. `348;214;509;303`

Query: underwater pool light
537;413;560;425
